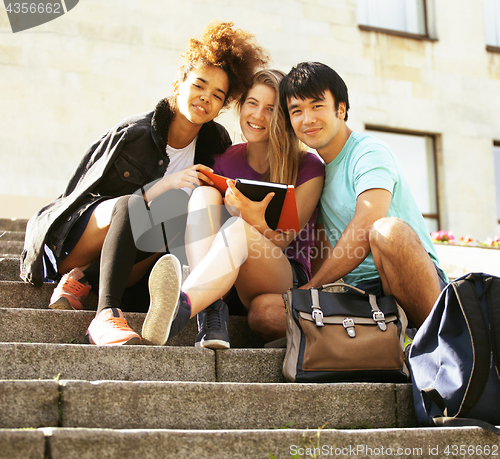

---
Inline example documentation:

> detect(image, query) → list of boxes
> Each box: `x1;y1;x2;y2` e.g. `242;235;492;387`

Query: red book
202;170;301;233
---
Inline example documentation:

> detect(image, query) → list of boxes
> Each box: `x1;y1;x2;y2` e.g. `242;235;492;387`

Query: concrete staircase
0;218;498;459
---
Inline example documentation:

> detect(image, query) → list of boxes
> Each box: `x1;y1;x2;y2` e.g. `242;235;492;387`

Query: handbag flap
290;288;399;318
299;311;398;325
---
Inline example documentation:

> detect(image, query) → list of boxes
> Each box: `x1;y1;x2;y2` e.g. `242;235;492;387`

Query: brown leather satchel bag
282;283;409;383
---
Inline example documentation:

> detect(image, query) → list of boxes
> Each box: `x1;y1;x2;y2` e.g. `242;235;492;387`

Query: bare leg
185;186;223;270
57;197;161;288
369;217;441;327
57;198;120;274
182;217;293;318
248;293;286;341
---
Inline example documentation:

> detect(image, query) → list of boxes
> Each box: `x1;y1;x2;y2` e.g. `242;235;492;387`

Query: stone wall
1;0;499;239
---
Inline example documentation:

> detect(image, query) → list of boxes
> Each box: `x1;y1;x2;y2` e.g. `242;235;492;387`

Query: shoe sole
195;339;230;350
84;333;142;346
142;254;182;346
48;297;78;310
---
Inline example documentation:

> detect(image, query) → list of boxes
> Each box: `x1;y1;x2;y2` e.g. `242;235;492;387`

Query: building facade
1;0;500;240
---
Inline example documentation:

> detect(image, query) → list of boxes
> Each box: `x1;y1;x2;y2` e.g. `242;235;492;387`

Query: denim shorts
289;258;309;288
352;262;447;298
54;200;104;264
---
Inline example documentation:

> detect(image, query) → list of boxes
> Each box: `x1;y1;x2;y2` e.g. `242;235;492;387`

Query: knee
247;296;268;333
114;194;136;215
122;193;150;216
369;217;419;253
247;294;285;333
189;186;222;212
109;195;142;229
218;217;248;243
370;217;405;243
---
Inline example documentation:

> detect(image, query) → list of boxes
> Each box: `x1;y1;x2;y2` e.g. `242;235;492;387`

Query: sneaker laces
103;316;133;331
58;276;90;299
206;304;224;329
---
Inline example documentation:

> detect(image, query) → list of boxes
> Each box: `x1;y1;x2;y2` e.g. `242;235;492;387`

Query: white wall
1;0;500;241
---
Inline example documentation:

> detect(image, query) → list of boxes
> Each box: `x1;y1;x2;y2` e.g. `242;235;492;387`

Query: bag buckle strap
312;309;324;327
343;318;356;338
372;310;387;331
369;294;387;331
310;288;324;327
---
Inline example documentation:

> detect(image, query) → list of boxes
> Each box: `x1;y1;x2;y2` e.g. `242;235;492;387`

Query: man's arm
303;188;392;288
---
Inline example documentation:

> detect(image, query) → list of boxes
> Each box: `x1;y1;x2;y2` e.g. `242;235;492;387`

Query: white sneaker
142;254;183;345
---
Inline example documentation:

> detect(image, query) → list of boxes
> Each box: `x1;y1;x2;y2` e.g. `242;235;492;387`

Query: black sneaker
195;299;230;349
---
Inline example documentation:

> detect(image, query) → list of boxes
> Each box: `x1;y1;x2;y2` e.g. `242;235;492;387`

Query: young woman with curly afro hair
22;21;268;346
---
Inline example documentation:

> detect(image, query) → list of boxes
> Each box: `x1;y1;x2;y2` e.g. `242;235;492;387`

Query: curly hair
178;21;269;107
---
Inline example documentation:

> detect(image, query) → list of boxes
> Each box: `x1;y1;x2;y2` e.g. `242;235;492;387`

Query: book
201;170;301;232
235;178;287;231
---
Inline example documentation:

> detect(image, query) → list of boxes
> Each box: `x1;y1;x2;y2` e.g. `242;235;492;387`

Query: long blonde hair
238;69;302;186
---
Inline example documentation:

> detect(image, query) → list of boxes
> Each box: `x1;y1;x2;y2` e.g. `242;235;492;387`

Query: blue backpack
409;272;500;434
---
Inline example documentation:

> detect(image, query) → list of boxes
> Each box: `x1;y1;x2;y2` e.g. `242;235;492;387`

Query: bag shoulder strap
451;276;491;418
320;282;364;294
485;276;500;377
433;416;500;436
422;387;500;435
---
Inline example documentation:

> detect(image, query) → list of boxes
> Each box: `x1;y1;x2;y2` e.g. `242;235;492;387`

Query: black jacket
21;98;231;286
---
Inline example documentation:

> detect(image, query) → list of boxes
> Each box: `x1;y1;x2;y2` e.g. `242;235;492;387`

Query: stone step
0;230;25;242
0;218;28;232
0;343;285;383
0;280;90;309
2;426;498;459
0;253;20;260
0;259;22;281
0;307;266;348
0;379;416;430
0;240;23;255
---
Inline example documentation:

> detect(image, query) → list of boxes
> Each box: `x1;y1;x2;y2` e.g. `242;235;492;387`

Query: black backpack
409;272;500;435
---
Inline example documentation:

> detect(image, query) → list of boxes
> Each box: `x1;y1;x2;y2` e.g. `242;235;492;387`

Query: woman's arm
224;175;324;250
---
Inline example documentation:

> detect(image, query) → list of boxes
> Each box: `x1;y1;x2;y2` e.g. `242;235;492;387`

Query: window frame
364;124;441;230
495;141;500;225
484;0;500;51
358;0;437;42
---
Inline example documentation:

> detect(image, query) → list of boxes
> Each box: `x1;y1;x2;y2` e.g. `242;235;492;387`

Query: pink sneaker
49;268;91;310
85;308;142;346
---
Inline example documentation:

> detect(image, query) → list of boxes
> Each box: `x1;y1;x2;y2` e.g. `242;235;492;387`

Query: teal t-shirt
319;131;445;286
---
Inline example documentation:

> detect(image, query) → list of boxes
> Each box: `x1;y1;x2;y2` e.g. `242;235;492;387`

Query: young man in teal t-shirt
279;62;447;328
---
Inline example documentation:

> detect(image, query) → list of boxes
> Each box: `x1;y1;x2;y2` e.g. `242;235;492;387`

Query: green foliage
273;421;295;429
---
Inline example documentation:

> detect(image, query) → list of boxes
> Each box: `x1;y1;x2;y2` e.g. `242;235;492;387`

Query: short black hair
279;62;350;122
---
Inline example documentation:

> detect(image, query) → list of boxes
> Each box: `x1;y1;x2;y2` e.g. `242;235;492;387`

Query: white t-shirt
165;135;197;195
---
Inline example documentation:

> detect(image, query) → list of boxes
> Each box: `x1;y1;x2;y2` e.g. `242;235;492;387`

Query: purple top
213;143;325;279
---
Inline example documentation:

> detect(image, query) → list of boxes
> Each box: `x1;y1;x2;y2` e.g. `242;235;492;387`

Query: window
493;143;500;231
484;0;500;49
365;127;439;233
358;0;428;37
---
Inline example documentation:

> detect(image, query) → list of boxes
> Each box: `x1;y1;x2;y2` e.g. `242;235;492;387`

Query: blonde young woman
21;22;268;346
141;69;325;348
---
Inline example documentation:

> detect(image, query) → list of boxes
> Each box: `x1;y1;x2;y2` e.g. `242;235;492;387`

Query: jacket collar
151;97;174;153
